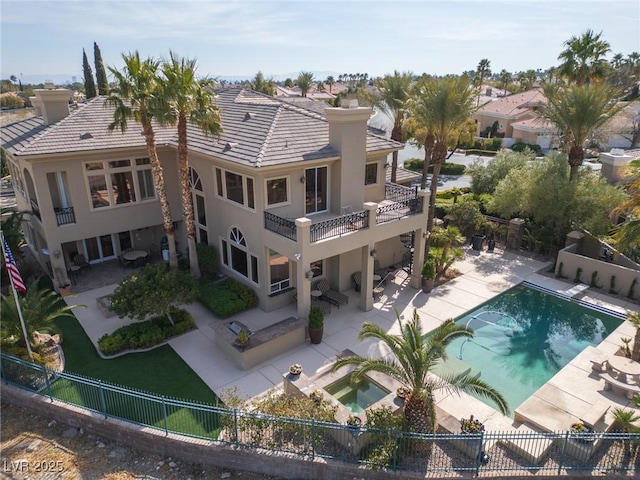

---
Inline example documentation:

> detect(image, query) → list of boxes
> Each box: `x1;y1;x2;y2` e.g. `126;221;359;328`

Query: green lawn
53;314;219;404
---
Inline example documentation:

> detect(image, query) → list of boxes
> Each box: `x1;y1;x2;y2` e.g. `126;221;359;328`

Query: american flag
2;235;27;293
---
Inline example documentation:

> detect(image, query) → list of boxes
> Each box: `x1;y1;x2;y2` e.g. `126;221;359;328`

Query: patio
66;246;639;441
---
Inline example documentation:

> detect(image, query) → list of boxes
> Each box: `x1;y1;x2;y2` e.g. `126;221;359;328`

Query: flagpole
1;231;34;361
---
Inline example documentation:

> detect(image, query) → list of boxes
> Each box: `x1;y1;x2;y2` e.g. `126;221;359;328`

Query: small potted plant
289;363;303;376
396;386;411;400
570;422;595;443
235;330;251;347
346;415;362;429
308;305;324;344
421;258;436;293
460;415;485;434
310;389;324;404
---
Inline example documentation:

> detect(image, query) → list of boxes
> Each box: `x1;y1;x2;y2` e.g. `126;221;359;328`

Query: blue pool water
432;284;623;414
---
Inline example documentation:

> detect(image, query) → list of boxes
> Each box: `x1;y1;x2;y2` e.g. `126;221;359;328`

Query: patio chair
373;260;387;281
315;279;349;308
351;271;362;292
72;253;91;272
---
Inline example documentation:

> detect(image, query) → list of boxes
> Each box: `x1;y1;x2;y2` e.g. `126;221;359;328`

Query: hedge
511;142;542;154
402;159;466;176
198;278;258;318
98;308;195;355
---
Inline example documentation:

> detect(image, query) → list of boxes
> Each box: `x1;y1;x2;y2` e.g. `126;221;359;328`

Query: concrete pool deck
68;246;639;437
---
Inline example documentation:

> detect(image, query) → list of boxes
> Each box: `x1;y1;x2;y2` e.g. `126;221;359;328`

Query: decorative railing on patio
309;210;368;242
264;212;297;241
2;353;637;476
384;182;418;203
30;199;41;221
55;206;75;226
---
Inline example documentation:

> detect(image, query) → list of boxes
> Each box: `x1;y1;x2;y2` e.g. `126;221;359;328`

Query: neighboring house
475;88;637;152
1;87;429;319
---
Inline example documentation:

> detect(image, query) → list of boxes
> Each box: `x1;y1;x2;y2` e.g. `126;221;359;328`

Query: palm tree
159;52;223;278
499;69;512;96
626;311;640;362
373;71;413;183
612;162;640;250
409;75;476;255
557;29;611;86
332;310;508;434
296;71;314;97
325;76;335;94
540;82;624;180
0;277;83;349
611;53;625;70
105;51;179;269
429;225;465;280
475;59;491;106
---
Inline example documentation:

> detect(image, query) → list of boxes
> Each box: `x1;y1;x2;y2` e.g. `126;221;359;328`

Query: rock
168;462;177;468
221;473;231;479
62;427;77;438
96;441;105;448
47;420;57;427
26;439;42;452
78;428;84;435
107;448;126;459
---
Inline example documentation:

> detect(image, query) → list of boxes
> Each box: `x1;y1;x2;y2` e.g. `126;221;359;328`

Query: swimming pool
433;284;624;414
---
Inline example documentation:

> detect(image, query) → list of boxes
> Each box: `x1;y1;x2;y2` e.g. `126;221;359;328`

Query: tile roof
476;88;546;117
1;88;402;168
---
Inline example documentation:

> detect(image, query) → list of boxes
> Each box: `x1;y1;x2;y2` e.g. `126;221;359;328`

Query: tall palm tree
105;51;178;269
373;71;414;183
612;162;640;250
540;82;624;180
557;29;611;86
332;310;508;434
325;75;335;94
409;75;476;255
159;52;223;278
296;71;314;97
475;59;491;106
499;69;512;96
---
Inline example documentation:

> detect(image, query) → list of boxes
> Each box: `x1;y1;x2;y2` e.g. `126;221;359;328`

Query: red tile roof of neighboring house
477;88;546;117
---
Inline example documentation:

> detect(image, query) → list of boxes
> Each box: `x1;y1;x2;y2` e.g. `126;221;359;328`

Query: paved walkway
68;246;639;435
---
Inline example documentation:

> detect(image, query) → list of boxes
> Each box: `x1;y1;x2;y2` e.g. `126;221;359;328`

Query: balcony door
305;166;328;215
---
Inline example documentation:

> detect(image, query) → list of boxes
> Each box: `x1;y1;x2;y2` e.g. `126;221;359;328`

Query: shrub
197;243;219;280
512;142;542;155
402;158;466;176
98;308;195;355
198;278;258;318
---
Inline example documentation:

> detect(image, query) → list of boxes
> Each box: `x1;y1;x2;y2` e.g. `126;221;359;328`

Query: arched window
189;167;208;244
221;227;258;284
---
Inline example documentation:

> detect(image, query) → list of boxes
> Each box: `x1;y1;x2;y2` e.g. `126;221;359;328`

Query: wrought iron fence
384;182;417;203
264;212;296;241
54;206;75;226
309;211;368;242
2;353;637;476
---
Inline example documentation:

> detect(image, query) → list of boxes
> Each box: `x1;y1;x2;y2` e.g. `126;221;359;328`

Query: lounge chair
351;272;362;292
315;279;348;308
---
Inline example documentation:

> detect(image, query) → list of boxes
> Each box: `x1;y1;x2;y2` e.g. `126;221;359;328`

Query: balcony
264;183;423;243
30;199;41;221
55;207;76;226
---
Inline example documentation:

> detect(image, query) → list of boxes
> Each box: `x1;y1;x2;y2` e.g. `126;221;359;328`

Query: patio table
607;356;640;383
123;250;148;262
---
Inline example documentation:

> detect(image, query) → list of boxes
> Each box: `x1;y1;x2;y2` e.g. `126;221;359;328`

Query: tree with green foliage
489;152;627;244
627;311;640;362
332;310;508;434
1;207;26;258
109;264;198;325
445;197;487;237
468;150;532;194
1;277;83;348
82;48;97;99
159;52;222;278
408;75;476;256
251;71;275;96
296;71;314;97
93;42;109;95
325;75;335;93
540;82;624;180
557;29;611;86
371;71;413;183
612;162;640;251
499;69;512;96
106;52;178;269
475;58;491;105
429;225;465;280
283;78;294;88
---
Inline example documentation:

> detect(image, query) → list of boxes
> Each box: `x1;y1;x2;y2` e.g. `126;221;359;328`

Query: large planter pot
309;326;323;344
58;285;72;297
487;239;496;252
421;277;434;293
471;234;486;251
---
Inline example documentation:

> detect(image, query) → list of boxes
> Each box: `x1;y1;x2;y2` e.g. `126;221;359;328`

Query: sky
1;0;639;84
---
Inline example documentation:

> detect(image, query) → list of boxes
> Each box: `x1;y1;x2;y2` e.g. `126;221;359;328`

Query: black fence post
558;431;569;476
98;380;107;419
162;395;169;436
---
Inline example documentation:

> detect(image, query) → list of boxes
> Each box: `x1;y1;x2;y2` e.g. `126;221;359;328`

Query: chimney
29;86;71;125
324;104;373;212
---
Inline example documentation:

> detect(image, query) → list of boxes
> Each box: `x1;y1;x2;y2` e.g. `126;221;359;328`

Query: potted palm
234;330;251;347
421;258;436;293
308;305;324;344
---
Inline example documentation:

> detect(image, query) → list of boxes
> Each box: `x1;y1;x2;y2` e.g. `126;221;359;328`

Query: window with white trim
189;167;208;244
215;167;255;210
269;249;290;293
221;227;258;283
266;177;289;207
84;158;155;209
365;163;378;185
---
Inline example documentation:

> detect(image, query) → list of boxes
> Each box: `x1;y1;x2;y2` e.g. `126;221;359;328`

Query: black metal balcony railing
264;212;297;241
376;183;423;225
55;207;76;226
310;211;368;243
30;199;41;221
384;182;418;203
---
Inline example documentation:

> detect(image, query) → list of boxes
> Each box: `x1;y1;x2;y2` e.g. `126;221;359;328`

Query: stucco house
1;86;429;319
